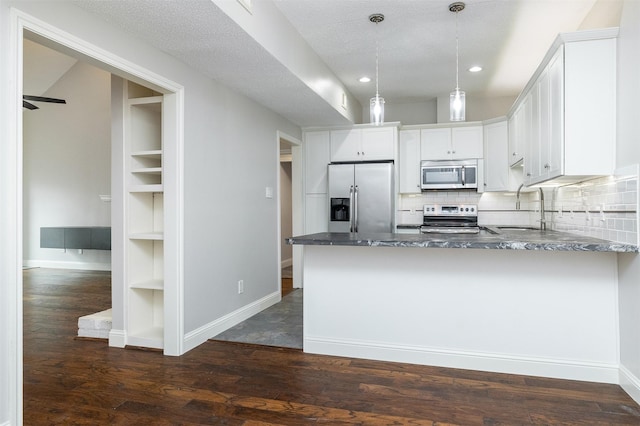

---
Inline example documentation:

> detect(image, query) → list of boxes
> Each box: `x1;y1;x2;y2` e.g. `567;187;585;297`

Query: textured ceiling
272;0;599;104
59;0;605;126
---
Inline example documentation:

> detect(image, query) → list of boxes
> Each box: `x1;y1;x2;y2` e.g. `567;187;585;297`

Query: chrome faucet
539;188;546;230
516;184;546;230
516;184;524;210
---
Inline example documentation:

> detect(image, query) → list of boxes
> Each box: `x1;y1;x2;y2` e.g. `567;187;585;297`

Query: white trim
108;329;127;348
183;291;281;353
16;8;185;357
280;258;292;269
620;364;640;405
23;260;111;271
304;336;621;385
6;9;24;425
276;131;302;291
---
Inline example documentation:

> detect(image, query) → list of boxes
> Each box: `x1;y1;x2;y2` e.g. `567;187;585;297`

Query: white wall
436;95;516;124
361;96;516;126
23;60;112;270
616;0;640;404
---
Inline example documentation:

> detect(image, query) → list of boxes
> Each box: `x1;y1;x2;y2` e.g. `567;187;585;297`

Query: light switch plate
265;186;274;199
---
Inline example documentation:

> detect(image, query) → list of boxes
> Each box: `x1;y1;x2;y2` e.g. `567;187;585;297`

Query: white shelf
131;149;162;158
129;184;163;193
127;327;164;349
128;96;163;107
129;232;163;240
130;279;164;290
132;167;162;174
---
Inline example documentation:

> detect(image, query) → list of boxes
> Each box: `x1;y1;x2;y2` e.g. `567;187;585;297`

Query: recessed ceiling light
469;66;482;73
359;76;371;83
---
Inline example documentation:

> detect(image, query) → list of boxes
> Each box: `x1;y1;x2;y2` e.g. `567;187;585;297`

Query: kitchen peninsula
288;230;637;385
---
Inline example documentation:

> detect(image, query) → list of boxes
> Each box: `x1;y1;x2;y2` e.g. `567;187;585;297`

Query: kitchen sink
497;226;540;231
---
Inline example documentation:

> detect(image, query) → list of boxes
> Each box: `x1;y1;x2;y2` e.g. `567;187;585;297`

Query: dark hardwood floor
24;268;640;425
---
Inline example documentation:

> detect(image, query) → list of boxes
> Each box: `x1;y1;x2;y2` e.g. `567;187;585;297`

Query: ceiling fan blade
23;95;66;104
23;100;39;110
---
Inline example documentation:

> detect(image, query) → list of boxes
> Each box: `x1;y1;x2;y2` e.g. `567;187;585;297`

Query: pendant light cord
455;9;459;91
375;37;380;97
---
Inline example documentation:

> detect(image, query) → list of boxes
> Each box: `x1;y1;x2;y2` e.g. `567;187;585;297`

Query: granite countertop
286;228;638;252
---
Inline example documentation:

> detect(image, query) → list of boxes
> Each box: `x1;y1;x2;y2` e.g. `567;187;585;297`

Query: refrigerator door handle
349;185;355;232
354;185;359;232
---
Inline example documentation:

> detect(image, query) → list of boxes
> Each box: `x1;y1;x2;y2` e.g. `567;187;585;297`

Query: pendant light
369;13;385;126
449;2;466;122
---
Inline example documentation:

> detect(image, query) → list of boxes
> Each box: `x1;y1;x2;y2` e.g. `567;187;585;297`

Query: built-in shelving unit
125;82;164;350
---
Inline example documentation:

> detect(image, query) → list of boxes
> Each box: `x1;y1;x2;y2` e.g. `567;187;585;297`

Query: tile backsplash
549;173;638;245
398;169;639;245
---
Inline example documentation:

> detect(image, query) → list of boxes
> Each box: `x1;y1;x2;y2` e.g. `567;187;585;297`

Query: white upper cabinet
420;125;483;160
508;103;524;167
398;129;421;194
330;126;395;162
512;28;617;186
483;119;510;192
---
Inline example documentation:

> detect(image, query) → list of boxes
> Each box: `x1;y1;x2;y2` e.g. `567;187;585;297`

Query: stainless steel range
421;204;479;234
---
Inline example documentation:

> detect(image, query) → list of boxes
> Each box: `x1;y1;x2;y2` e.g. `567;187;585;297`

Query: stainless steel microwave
420;159;478;190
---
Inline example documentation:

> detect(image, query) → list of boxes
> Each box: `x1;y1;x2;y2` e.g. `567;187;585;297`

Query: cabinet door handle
544;163;550;169
452;150;456;154
447;150;451;154
527;172;532;176
512;152;516;156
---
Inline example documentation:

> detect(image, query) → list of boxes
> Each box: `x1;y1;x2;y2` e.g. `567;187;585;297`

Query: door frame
276;131;303;289
4;8;185;423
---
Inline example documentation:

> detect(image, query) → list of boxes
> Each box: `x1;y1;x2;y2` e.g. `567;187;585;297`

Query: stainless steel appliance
328;162;394;233
420;159;478;190
421;204;479;234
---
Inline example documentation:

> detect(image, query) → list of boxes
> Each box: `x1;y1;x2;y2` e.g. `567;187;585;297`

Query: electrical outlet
238;279;244;294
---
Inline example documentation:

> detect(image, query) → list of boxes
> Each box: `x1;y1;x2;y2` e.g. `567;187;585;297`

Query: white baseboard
183;291;281;353
620;364;640;405
108;329;126;348
304;336;620;385
281;258;292;269
23;259;111;271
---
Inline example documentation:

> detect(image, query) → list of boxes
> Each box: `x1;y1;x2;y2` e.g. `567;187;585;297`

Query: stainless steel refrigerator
328;162;394;233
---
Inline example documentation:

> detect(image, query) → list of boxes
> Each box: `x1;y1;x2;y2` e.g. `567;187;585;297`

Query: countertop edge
286;232;639;253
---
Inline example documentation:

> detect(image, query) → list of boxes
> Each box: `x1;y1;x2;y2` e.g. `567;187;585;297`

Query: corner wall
616;0;640;405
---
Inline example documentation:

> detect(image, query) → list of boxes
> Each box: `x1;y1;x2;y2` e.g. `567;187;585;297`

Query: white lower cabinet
304;131;330;194
305;194;328;234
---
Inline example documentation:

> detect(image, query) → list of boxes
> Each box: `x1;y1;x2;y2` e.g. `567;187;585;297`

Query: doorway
6;12;185;422
277;132;302;290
